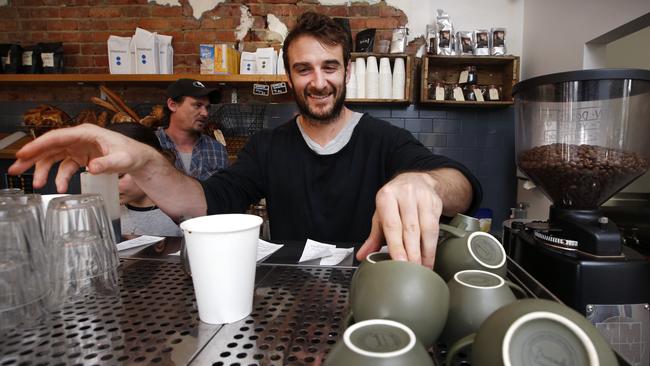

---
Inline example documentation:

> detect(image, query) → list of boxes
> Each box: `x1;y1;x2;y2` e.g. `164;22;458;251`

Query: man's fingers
357;213;383;261
55;158;83;193
32;157;57;189
419;194;442;268
398;191;422;265
376;190;408;262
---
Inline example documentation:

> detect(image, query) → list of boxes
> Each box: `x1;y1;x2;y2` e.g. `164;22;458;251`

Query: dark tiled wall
1;101;516;229
266;103;517;229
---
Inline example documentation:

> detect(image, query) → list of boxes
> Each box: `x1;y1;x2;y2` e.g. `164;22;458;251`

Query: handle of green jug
439;223;466;238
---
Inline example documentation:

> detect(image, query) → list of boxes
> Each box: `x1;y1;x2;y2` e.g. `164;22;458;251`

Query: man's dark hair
282;12;352;73
162;96;185;127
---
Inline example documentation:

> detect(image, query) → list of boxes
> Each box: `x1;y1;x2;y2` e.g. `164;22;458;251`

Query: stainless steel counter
0;239;561;366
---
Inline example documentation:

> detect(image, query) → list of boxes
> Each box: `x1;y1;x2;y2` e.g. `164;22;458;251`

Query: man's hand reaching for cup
356;168;473;268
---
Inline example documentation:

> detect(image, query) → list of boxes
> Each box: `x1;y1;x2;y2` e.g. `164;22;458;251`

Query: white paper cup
180;214;263;324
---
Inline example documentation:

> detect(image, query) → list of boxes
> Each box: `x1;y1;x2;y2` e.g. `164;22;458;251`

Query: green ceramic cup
351;260;449;347
440;270;526;346
449;213;481;232
324;319;434;366
350;251;392;300
439;213;481;244
446;299;618;366
434;230;507;282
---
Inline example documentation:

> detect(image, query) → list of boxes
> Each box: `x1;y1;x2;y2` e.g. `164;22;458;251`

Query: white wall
607;27;650;193
521;0;649;79
606;26;650;69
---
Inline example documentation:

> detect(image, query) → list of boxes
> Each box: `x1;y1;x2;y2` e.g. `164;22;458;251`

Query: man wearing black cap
155;78;228;180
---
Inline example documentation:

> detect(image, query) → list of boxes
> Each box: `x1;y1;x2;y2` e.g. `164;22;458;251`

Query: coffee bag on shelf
436;9;453;55
490;28;506;55
21;44;42;74
107;35;133;74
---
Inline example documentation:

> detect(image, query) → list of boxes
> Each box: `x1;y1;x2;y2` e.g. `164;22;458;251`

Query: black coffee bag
39;42;64;74
355;29;376;53
21;44;42;74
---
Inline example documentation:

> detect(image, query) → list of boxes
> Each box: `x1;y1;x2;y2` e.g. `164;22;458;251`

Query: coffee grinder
506;69;650;364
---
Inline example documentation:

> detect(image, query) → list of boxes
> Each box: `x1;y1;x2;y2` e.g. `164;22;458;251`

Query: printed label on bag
41;53;54;67
22;51;33;66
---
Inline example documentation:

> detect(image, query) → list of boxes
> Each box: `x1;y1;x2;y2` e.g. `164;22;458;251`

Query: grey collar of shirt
296;112;363;155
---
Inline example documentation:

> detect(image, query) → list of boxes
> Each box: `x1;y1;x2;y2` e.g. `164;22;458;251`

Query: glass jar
464;85;479;101
459;66;478;85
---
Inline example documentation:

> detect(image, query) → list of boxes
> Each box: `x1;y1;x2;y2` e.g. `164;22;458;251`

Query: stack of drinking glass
0;190;120;331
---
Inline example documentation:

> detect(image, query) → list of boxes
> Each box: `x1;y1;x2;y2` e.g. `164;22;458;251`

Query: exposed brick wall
0;0;407;74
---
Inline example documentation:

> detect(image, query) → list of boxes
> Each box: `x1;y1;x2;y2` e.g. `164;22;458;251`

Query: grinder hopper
513;69;650;255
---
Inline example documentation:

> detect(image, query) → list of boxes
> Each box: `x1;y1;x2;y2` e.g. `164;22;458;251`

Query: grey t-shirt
121;205;182;237
179;152;193;174
296;112;363;155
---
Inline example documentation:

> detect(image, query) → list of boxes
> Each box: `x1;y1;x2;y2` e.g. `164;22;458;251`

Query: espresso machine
505;69;650;365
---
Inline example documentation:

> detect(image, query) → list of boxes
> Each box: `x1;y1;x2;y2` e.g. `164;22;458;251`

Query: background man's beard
295;87;346;125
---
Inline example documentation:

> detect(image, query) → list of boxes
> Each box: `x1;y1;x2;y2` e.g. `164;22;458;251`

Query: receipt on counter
298;239;336;263
257;239;284;262
117;235;164;251
298;239;355;265
170;239;284;262
319;247;354;265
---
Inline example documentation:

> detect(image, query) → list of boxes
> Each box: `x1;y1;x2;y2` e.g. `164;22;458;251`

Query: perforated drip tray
192;265;354;365
1;261;463;366
0;260;220;366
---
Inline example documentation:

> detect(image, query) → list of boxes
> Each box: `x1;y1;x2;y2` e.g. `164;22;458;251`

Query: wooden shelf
345;98;411;104
419;100;514;107
421;55;519;107
0;73;288;86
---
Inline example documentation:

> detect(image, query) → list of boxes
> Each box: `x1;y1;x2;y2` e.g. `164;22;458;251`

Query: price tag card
435;86;445;101
253;83;270;96
458;70;468;84
271;82;288;95
475;90;485;102
489;88;500;101
453;87;465;101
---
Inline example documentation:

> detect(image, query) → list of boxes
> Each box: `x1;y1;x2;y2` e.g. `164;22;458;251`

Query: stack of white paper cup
379;57;393;99
355;58;366;99
365;56;379;99
392;57;406;100
346;62;357;99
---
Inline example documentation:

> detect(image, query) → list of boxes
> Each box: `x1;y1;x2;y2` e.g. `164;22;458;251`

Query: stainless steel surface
0;260;221;366
192;265;353;365
586;303;649;366
1;243;564;366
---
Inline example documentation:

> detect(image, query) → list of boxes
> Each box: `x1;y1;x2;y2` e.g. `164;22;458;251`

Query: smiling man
8;12;482;268
156;78;228;180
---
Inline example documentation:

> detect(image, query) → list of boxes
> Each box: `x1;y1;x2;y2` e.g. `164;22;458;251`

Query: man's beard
293;74;347;125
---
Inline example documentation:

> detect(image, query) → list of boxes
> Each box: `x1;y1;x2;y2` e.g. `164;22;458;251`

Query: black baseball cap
166;78;220;103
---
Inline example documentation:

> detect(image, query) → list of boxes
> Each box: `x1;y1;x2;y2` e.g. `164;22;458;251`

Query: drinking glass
0;203;49;330
45;194;120;306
